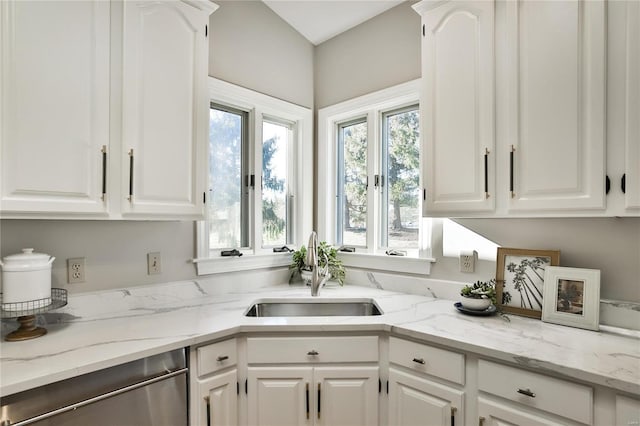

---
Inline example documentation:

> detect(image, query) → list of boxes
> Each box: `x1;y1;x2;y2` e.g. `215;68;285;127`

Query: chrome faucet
306;231;329;296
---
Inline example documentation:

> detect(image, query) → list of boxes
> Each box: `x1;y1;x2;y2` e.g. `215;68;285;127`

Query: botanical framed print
495;247;560;318
542;266;600;331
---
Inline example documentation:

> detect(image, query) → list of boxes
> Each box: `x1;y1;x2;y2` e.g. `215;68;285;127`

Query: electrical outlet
67;257;86;283
459;250;477;273
147;252;161;275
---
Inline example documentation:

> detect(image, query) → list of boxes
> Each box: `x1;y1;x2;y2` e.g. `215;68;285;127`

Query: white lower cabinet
247;366;378;426
198;370;239;426
616;394;640;426
246;335;379;426
191;338;239;426
189;333;634;426
478;397;576;426
388;337;465;426
477;359;593;426
388;368;464;426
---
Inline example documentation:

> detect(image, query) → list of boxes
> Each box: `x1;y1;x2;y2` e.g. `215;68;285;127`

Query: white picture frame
542;266;601;331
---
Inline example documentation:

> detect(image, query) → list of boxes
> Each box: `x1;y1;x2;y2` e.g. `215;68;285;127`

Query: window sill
193;253;293;275
337;252;435;275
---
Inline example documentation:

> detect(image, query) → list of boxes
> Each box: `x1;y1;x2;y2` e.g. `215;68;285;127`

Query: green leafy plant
460;279;497;305
289;242;346;285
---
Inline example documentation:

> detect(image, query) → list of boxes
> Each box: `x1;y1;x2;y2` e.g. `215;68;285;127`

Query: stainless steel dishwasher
0;348;188;426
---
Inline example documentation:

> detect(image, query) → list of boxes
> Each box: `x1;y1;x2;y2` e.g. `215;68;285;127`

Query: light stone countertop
1;281;638;397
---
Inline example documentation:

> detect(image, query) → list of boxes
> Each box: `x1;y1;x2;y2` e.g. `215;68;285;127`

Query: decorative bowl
459;296;492;311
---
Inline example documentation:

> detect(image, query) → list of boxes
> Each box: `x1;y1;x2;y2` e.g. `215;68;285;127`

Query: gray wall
0;221;196;293
0;1;315;294
209;1;314;108
314;1;421;109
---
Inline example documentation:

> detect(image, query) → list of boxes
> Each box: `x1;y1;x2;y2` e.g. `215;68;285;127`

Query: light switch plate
147;252;161;275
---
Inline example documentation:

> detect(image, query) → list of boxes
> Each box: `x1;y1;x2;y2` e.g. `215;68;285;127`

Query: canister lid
1;248;53;270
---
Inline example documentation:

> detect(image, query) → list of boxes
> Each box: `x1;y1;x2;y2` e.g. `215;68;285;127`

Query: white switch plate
147;252;161;275
459;250;477;273
67;257;86;283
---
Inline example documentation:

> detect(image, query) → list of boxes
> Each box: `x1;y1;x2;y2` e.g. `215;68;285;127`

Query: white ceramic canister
0;248;55;310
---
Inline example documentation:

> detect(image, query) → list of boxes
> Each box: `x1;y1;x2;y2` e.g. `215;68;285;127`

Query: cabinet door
0;0;110;216
121;0;208;218
389;368;464;426
314;366;378;426
196;369;238;426
247;367;313;426
505;0;606;212
624;0;640;211
478;398;573;426
420;0;495;214
616;395;640;426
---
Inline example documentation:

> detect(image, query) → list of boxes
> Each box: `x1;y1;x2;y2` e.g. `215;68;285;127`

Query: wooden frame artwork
495;247;561;318
542;266;601;331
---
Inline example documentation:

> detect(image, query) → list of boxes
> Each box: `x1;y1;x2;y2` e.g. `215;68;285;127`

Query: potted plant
290;242;346;286
459;279;497;310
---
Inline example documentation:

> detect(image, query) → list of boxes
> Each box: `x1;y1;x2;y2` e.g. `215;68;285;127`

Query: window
380;106;421;249
337;118;368;246
262;118;293;247
318;80;434;274
208;104;248;249
195;78;312;275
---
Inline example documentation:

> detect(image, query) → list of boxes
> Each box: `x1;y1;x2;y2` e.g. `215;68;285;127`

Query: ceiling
262;0;404;45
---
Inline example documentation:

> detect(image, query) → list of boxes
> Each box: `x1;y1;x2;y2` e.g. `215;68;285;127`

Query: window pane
262;120;289;247
209;107;245;249
339;120;368;246
383;108;420;249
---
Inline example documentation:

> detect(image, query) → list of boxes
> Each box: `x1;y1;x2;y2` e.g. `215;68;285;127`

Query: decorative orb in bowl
460;296;492;311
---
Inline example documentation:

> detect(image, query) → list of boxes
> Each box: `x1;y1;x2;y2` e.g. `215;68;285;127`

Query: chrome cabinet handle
216;355;229;362
517;388;536;398
412;357;425;365
307;350;319;356
127;149;134;201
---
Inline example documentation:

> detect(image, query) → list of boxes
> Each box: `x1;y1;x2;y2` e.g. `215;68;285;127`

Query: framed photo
542;267;600;331
495;247;560;318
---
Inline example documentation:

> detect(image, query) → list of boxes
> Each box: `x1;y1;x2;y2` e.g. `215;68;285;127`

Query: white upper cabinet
0;0;110;216
417;0;495;214
121;0;210;218
0;0;216;220
415;0;609;217
505;0;606;213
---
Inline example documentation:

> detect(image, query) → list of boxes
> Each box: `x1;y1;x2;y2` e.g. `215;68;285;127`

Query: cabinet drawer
247;336;378;364
478;359;593;424
197;338;237;376
389;337;465;385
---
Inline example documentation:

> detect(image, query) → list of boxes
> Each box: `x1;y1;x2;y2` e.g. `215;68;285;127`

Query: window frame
194;78;313;275
318;79;434;275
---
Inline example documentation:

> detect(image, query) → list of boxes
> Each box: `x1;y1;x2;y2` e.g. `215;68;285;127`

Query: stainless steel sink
244;298;383;317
